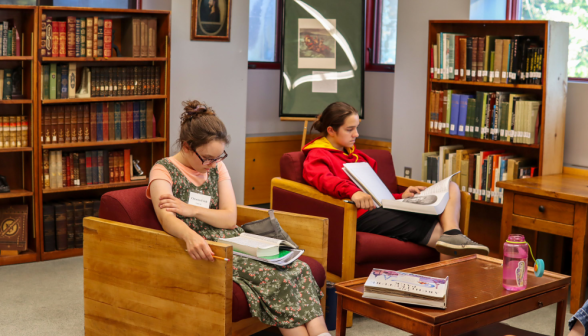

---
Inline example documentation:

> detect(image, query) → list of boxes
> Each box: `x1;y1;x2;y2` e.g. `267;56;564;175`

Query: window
520;0;588;79
248;0;280;68
366;0;397;71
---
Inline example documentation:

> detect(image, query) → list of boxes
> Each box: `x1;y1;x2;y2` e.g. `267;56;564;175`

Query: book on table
342;162;458;215
363;268;449;309
218;233;304;266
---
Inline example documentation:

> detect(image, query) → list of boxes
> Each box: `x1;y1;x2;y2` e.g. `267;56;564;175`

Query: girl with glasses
147;100;329;336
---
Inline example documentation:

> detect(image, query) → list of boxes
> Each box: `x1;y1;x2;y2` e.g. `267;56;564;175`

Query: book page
240;233;283;246
221;234;277;249
342;162;394;205
420;172;459;196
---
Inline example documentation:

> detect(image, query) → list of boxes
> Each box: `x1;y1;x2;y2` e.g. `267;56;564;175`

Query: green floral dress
156;158;324;328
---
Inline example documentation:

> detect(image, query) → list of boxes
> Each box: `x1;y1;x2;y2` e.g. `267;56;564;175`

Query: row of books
431;34;544;85
0;116;29;148
41;101;156;144
41;15;157;58
41;64;160;100
0;22;20;56
0;67;23;100
43;200;99;252
429;90;541;145
422;146;538;204
43;149;145;190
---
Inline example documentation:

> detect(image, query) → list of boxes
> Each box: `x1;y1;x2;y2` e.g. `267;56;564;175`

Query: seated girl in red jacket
302;102;489;259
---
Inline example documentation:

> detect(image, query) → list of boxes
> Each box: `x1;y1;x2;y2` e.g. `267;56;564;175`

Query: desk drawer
513;194;574;225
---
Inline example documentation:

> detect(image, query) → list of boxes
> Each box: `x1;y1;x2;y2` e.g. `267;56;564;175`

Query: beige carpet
0;256;576;336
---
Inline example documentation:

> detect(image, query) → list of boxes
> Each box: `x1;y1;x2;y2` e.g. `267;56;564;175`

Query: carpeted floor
0;256;577;336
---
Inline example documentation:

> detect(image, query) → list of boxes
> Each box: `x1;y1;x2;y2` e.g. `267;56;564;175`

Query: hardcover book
64;202;75;248
73;201;83;248
103;19;112;58
54;203;67;250
67;16;76;57
0;205;28;252
43;204;56;252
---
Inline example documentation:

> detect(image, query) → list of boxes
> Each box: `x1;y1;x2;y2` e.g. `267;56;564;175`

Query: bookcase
425;21;568;257
34;7;171;261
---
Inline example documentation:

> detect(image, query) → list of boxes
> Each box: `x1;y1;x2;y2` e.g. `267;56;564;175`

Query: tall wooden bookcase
0;5;38;266
34;7;171;261
425;21;569;256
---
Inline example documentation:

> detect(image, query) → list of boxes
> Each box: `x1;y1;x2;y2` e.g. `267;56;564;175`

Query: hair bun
181;100;216;124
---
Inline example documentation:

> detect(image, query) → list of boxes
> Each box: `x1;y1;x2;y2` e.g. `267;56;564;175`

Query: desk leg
499;191;515;257
555;294;568;336
571;204;588;314
336;295;347;336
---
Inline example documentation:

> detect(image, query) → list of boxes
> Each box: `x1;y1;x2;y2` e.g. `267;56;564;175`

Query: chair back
280;149;398;192
99;186;163;231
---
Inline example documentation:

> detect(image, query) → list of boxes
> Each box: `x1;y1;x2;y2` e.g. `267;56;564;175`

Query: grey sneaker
435;234;490;257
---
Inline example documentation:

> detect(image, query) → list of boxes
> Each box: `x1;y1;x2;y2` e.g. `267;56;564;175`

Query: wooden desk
498;174;588;314
335;255;569;336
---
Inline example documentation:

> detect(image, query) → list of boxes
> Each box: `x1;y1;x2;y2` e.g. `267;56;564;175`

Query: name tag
188;192;212;209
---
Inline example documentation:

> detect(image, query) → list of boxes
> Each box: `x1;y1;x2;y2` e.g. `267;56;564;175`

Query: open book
343;162;457;215
363;268;449;309
218;233;304;266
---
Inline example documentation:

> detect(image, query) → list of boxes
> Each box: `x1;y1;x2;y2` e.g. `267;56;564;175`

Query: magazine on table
218;233;304;266
342;162;458;215
363;268;449;309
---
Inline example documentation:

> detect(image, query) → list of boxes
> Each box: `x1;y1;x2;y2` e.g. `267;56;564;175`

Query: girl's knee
449;181;461;199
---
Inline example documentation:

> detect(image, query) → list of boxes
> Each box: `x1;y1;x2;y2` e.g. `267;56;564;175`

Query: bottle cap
534;259;545;277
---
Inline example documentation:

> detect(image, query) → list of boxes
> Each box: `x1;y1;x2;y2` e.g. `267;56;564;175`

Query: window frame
248;0;282;69
365;0;394;72
508;0;588;82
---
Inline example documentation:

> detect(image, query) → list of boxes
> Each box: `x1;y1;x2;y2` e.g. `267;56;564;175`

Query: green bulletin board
280;0;365;118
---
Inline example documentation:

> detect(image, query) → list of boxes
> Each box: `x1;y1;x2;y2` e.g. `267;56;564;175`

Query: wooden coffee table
335;255;570;336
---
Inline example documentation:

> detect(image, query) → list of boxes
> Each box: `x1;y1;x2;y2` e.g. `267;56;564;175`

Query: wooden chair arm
270;177;352;208
83;217;233;335
236;204;328;270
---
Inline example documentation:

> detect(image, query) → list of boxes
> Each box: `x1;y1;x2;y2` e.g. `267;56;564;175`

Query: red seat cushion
354;232;439;278
280;152;307;184
231;255;326;322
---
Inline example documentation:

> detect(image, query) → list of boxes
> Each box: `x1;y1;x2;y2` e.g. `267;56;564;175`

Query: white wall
170;0;250;204
564;82;588;168
391;0;470;179
246;70;394;140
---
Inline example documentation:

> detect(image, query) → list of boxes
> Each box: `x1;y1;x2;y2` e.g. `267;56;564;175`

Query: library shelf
471;199;503;207
40;248;83;261
0;147;33;153
0;250;37;266
42;137;166;149
430;78;542;90
41;57;167;62
0;189;34;199
42;180;148;194
427;132;541;149
0;56;33;61
41;95;167;104
0;99;33;104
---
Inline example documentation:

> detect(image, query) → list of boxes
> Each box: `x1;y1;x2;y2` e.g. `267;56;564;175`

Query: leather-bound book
77;18;84;57
117;67;123;96
139;101;147;139
103;19;112;58
62;154;67;187
67;16;76;57
121;102;127;140
40;107;45;144
77;104;84;143
91;151;99;184
132;102;140;139
56;150;63;188
43;149;50;189
118;151;125;182
96;103;103;141
2;117;9;148
0;205;28;252
79;153;86;186
155;66;160;94
92;16;98;57
102;102;109;140
114;102;121;140
51;106;58;144
85;151;93;185
107;67;113;97
57;105;65;143
124;149;131;182
127;67;133;94
85;17;93;58
99;66;105;97
15;116;22;148
70;104;77;142
83;104;90;141
459;37;466;81
146;101;153;139
83;200;93;218
68;63;76;99
90;103;97;142
97;151;104;184
49;151;58;189
108;102;115;140
64;105;71;143
134;66;140;95
121;67;128;96
65;154;71;186
43;204;56;252
64;202;75;248
108;151;114;183
53;21;60;58
42;65;50;100
97;18;104;57
58;22;67;56
91;67;98;97
54;203;67;251
46;16;53;57
140;19;148;57
9;116;16;148
41;14;47;56
148;18;157;57
127;102;134;137
142;66;149;95
73;152;80;186
122;18;140;57
150;66;155;95
73;201;83;248
43;106;51;144
21;116;28;147
477;37;485;82
92;200;100;217
112;151;119;182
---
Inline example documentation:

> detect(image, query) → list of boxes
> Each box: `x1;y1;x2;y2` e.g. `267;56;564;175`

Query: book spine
85;151;93;184
65;202;75;248
43;204;56;252
59;21;67;57
133;18;140;57
3;69;12;99
73;201;83;248
148;18;157;57
8;116;16;147
155;66;160;94
109;152;114;183
44;109;51;144
90;103;97;142
42;65;50;100
68;63;76;98
96;103;103;141
79;154;86;186
103;19;112;58
91;151;98;184
60;153;66;187
127;102;134;138
115;102;121;140
121;101;127;139
70;105;77;142
75;18;81;57
66;155;71;186
83;104;90;141
107;67;113;97
2;22;8;56
91;67;97;97
7;28;12;56
133;102;140;139
97;151;104;184
67;16;76;57
140;19;148;57
51;107;58;143
118;151;124;182
108;102;115;140
60;64;68;98
93;16;98;57
73;152;80;186
140;101;147;139
77;105;84;143
80;18;86;57
103;150;110;183
41;14;47;56
43;150;50;188
117;67;123;96
97;18;104;57
3;117;9;148
86;17;93;57
64;106;71;143
465;37;472;82
15;116;21;148
146;100;153;138
124;149;131;182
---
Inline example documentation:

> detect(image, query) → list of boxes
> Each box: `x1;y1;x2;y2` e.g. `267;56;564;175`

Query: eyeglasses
194;150;228;165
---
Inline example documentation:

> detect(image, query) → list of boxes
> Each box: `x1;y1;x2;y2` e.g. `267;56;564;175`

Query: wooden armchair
85;187;328;336
271;149;471;285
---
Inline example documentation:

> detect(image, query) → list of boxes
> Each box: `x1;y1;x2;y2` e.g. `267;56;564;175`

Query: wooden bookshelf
35;7;171;262
425;20;568;255
0;5;39;266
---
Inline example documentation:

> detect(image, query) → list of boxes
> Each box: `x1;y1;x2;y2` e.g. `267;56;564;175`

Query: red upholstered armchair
271;149;471;284
83;186;328;336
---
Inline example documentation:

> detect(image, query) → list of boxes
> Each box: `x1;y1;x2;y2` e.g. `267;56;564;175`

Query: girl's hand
402;186;427;199
351;191;376;210
159;194;197;217
183;231;215;262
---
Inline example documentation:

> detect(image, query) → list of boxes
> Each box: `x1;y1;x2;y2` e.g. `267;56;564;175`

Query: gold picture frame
191;0;232;41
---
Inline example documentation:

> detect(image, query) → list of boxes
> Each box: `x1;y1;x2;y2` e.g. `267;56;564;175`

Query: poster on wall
191;0;232;41
280;0;364;118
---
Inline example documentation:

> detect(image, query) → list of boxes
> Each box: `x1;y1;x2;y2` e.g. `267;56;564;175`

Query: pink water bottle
503;234;528;291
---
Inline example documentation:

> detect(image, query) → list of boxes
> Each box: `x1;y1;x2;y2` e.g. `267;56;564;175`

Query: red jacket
302;137;402;217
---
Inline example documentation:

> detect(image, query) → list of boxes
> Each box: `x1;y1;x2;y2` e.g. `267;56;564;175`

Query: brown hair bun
180;100;216;125
177;100;230;151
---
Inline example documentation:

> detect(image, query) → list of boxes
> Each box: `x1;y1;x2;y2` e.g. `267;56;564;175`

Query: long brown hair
176;100;230;151
310;102;358;135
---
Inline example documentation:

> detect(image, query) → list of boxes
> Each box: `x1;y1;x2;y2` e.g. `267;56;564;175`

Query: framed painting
191;0;232;41
280;0;365;118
